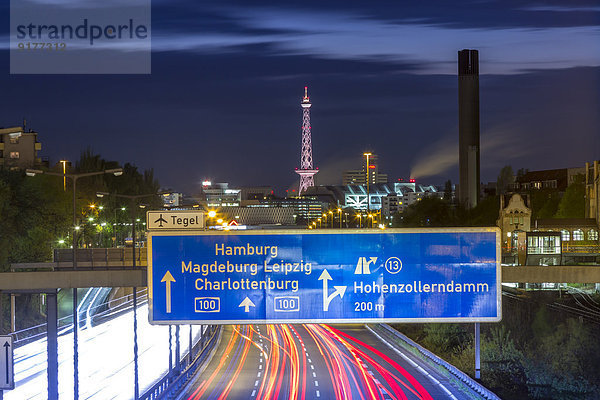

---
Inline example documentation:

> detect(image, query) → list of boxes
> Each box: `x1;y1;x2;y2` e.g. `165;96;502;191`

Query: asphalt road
179;324;472;400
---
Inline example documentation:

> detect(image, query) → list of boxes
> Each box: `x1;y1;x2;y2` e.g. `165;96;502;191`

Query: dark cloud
1;1;599;194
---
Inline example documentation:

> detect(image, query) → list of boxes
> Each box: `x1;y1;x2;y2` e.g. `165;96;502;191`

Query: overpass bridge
2;245;600;399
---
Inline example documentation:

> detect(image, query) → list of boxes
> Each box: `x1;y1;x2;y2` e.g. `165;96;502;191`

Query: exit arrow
239;297;255;313
4;341;10;384
161;271;176;313
318;270;347;312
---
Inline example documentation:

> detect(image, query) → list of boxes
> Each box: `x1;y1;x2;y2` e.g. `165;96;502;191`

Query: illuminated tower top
295;86;318;195
302;86;311;108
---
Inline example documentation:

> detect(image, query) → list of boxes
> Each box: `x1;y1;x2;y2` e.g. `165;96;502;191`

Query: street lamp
328;210;333;228
337;208;342;229
26;167;123;400
363;152;372;215
96;190;156;400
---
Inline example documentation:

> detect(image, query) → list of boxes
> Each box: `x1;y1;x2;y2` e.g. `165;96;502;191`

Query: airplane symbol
154;214;168;227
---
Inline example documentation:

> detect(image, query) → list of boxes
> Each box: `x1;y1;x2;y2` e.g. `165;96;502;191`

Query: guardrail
8;288;148;346
562;243;600;253
369;324;500;400
140;325;221;400
51;248;148;268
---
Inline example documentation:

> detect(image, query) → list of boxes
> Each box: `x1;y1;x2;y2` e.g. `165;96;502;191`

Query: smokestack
458;49;480;209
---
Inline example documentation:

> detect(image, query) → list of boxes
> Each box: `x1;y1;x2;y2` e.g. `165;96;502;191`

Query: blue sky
1;0;599;193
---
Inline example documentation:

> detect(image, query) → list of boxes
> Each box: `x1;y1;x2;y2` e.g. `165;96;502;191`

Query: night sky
1;0;599;194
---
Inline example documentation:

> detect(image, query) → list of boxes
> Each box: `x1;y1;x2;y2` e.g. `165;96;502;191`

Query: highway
6;300;202;400
180;324;468;400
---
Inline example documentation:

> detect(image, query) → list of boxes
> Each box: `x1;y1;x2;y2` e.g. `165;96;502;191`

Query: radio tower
295;86;318;195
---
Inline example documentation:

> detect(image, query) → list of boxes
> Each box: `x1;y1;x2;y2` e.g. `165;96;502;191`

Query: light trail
6;304;202;400
183;324;439;400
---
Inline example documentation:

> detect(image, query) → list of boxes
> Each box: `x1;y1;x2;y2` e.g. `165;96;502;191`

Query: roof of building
534;218;598;229
517;169;567;183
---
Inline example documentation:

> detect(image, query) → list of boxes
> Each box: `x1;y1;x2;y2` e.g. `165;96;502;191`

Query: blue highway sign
148;228;501;324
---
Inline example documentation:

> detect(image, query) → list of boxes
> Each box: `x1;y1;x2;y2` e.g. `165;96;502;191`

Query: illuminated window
9;151;19;159
573;229;584;241
588;229;598;241
8;133;21;143
561;230;570;241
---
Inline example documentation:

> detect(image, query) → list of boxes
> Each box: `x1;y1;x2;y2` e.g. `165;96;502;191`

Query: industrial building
458;49;481;209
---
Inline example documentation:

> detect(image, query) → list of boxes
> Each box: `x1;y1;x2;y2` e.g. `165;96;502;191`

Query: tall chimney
458;49;480;209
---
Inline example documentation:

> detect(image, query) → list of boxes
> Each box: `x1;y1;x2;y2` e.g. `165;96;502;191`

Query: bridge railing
9;288;148;347
140;324;221;400
562;243;600;253
52;248;147;268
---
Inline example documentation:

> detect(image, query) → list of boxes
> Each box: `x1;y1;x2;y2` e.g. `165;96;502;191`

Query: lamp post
328;210;333;229
96;191;157;400
26;167;123;400
364;152;372;216
337;208;342;229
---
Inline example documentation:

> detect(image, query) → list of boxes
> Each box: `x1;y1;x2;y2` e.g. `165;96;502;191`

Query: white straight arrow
161;271;176;313
239;297;255;312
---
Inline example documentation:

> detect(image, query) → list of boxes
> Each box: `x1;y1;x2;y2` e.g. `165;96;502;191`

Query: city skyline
1;1;599;193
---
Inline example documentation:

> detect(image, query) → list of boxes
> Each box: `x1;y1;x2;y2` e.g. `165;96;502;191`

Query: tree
423;323;468;354
555;176;585;218
496;165;514;195
481;326;527;397
400;197;456;227
443;180;453;202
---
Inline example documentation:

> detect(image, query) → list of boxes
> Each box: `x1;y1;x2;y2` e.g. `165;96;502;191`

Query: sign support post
475;322;481;380
47;291;58;400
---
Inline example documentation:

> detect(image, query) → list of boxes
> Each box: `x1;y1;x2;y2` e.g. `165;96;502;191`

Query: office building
342;154;388;185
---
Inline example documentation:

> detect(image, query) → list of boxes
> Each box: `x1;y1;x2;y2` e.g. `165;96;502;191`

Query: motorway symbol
354;257;377;274
239;297;256;312
318;269;347;312
161;271;176;313
0;335;14;390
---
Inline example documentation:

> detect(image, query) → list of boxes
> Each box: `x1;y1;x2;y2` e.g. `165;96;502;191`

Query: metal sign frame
148;227;501;325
